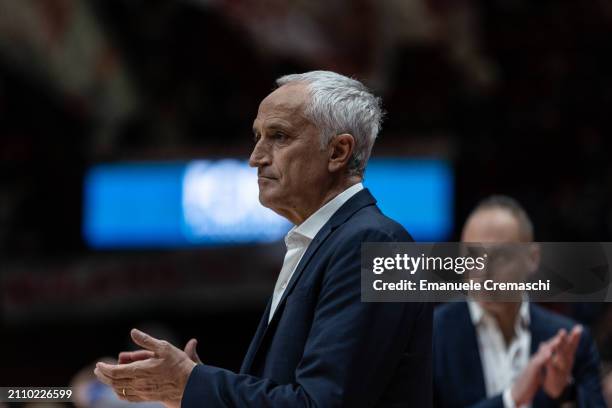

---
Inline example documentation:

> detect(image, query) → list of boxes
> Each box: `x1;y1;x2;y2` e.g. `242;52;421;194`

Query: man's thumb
184;338;202;364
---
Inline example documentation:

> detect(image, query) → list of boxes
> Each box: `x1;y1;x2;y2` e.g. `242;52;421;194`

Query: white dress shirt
268;183;364;323
467;301;531;408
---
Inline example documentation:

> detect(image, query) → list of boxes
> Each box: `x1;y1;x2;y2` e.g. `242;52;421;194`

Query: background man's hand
511;333;562;406
542;326;582;398
94;328;197;408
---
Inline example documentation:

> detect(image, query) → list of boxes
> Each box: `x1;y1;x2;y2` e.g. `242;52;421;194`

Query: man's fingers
99;376;151;402
552;329;566;347
108;377;134;389
544;331;564;356
534;344;553;366
118;350;155;364
131;328;165;353
535;334;563;366
567;325;582;356
93;366;113;386
115;387;146;403
94;366;139;390
548;353;568;374
553;325;582;370
96;362;131;380
118;352;129;364
95;361;149;380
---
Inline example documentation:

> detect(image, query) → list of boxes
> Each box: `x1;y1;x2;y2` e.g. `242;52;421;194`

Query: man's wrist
180;360;198;387
545;375;574;400
173;359;197;406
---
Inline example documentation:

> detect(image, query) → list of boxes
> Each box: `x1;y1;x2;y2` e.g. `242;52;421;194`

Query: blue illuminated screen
83;159;453;248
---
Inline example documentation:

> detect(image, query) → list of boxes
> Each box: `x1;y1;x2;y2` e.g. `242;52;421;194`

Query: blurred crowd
1;0;611;405
2;0;612;253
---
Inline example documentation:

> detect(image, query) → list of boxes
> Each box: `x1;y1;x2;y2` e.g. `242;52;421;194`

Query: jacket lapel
242;189;377;372
458;302;488;401
240;297;272;373
268;188;377;327
528;305;558;408
529;304;547;355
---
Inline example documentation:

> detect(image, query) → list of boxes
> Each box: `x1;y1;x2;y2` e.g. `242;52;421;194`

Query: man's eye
275;132;287;140
253;134;260;143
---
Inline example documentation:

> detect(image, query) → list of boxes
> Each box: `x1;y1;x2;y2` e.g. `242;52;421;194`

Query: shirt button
281;281;287;290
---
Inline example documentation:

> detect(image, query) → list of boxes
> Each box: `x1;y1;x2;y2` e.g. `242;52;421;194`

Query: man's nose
248;140;270;168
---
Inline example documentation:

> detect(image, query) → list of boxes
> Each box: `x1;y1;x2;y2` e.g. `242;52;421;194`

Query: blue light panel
83;159;453;248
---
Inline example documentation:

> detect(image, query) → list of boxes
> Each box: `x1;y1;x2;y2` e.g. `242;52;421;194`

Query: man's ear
328;133;355;173
526;243;541;275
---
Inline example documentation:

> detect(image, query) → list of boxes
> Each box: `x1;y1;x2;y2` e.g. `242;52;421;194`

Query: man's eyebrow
254;121;294;133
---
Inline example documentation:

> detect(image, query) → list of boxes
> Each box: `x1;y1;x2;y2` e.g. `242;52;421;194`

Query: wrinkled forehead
253;83;311;129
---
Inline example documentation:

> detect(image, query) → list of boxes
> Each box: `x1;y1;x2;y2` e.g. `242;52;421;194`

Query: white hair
276;70;384;176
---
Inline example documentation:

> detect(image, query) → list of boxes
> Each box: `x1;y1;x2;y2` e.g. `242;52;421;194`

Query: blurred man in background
434;196;605;407
94;70;433;407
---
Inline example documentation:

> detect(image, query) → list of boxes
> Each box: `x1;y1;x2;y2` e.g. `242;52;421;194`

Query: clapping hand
511;325;582;406
94;329;200;408
542;326;582;398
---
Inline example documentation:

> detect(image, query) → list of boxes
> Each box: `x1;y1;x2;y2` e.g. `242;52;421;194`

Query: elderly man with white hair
94;71;433;407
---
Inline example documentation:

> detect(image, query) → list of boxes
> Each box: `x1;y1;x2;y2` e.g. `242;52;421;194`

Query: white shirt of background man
468;300;531;408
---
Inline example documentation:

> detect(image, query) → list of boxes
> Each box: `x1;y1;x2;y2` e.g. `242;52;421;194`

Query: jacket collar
291;182;364;240
240;188;377;373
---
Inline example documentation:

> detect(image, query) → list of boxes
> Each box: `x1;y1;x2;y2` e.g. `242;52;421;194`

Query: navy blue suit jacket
182;189;433;407
433;302;605;408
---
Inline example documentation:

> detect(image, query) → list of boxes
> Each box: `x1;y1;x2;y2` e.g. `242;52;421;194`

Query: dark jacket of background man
434;301;605;408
